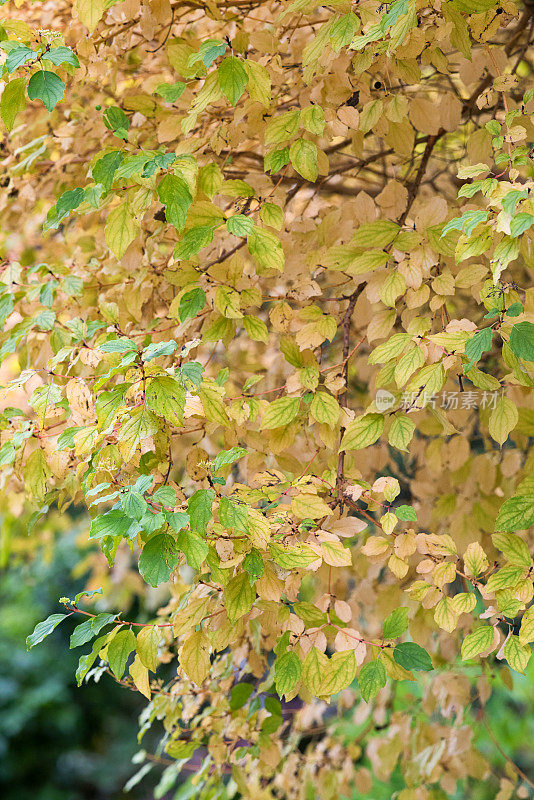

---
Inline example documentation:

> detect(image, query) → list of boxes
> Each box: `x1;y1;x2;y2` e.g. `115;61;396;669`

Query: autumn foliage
1;0;534;796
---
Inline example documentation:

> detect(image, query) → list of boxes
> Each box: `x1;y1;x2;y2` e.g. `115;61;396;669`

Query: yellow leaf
224;572;256;622
321;650;357;695
434;596;458;633
105;202;138;259
136;626;161;673
129;654;151;699
320;539;352;567
504;635;531;674
76;0;105;31
310;391;339;428
488;396;518;445
291;493;331;519
463;542;489;578
340;413;384;451
180;630;210;686
302;647;328;695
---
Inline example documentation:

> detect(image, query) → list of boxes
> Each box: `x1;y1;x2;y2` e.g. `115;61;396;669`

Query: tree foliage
1;0;534;796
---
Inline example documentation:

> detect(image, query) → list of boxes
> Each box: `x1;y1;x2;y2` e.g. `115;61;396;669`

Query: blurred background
2;513;534;800
0;515;146;800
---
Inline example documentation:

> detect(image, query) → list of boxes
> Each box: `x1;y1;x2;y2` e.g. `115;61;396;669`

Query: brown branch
398;131;443;227
335;287;365;497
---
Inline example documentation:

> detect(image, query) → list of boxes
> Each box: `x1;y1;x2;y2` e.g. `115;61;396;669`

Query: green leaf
358;659;387;702
243;550;265;583
382;607;409;639
219;496;249;532
301;104;325;135
464;328;492;372
393;642;433;671
226;214;254;236
145;376;186;427
92;151;123;192
218;56;248;106
6;45;35;73
340;413;384;450
156;81;187;102
89;509;132;539
152;485;177;506
176;530;209;570
75;633;110;685
45;46;80;68
99;336;136;353
275;651;302;697
166;511;190;533
198;381;230;425
495;495;534;531
157;174;193;232
264;146;290;174
519;608;534;645
24;448;51;502
289;138;318;182
229;682;254;710
212;446;247;472
142;340;178;361
369;333;411;364
103;106;129;139
506;302;524;317
179;287;206;322
174;225;215;260
107;627;136;679
181;361;204;386
461;626;495;660
190;39;227;69
395;504;417;521
510;212;534;238
188;488;215;535
27;70;66;112
509;322;534;362
138;534;180;587
1;77;26;131
70;612;117;648
262;396;300;429
247;227;284;272
224;572;256;622
122;490;147;521
26;613;67;649
73;587;103;605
